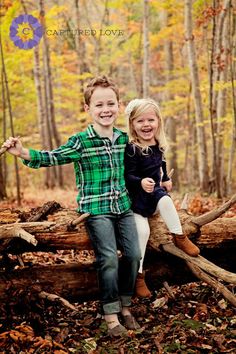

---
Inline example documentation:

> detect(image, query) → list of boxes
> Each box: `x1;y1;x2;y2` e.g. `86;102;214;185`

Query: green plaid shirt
23;125;131;215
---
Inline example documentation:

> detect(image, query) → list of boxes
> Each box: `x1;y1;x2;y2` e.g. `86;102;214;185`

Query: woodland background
0;1;236;353
0;0;235;206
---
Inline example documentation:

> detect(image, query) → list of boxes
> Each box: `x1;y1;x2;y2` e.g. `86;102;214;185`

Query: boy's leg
85;214;121;314
116;210;141;305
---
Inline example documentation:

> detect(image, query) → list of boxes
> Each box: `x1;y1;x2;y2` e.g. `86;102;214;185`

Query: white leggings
134;195;182;273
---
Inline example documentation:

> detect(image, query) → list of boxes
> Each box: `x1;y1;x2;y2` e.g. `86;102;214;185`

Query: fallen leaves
1;281;236;353
0;323;67;353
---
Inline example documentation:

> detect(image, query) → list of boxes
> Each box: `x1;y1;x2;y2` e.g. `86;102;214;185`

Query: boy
2;76;141;337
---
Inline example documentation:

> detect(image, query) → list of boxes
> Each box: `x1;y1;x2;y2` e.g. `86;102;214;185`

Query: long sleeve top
124;142;170;217
23;125;131;215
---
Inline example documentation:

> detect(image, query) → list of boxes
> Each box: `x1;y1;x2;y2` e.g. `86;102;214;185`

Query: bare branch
180;193;189;210
39;291;78;311
193;194;236;226
162;242;236;284
187;262;236;307
0;226;38;246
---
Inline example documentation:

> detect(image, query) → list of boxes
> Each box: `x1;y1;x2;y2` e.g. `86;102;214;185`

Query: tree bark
142;0;150;97
184;0;209;191
161;10;179;189
0;23;21;205
0;196;235;302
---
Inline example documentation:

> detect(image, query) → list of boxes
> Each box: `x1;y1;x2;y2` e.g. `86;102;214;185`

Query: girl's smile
132;109;159;145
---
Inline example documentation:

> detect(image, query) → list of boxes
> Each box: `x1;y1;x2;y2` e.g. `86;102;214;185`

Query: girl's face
132;108;159;145
84;87;119;129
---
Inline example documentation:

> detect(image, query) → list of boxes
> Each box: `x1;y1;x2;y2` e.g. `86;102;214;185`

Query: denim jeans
85;210;141;315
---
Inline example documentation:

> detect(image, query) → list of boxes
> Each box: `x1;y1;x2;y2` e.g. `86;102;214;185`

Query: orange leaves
0;323;67;353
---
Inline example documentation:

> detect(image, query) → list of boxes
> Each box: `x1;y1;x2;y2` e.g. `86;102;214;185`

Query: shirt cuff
22;149;42;169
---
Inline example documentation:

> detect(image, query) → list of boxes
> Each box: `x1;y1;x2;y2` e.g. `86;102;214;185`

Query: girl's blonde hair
125;98;168;152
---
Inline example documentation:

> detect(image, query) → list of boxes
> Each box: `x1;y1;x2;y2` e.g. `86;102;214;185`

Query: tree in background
0;0;235;197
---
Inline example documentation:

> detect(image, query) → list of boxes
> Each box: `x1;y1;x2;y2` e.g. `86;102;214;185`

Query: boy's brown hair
84;75;120;105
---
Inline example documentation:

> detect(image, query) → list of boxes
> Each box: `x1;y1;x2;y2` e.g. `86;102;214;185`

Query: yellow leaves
214;81;234;92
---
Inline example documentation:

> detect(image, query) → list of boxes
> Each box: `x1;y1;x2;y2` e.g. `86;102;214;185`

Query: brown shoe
135;272;151;298
107;324;128;337
173;234;200;257
123;314;141;330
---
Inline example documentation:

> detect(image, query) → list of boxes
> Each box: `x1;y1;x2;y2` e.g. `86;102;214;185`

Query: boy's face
84;87;119;129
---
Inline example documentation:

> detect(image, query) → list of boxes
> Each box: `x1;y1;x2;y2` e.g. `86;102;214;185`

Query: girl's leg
133;213;150;273
156;195;182;234
157;196;200;257
133;213;151;297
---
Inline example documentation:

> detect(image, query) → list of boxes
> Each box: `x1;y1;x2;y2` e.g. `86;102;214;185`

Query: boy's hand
161;180;172;192
141;178;155;193
2;137;24;157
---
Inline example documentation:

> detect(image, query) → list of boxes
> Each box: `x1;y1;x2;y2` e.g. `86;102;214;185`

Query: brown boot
173;234;200;257
135;272;151;298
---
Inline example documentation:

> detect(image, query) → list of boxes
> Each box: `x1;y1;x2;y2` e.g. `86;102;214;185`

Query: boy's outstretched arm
1;137;31;160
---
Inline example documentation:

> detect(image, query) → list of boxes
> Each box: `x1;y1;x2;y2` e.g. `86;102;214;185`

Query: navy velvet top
124;142;170;217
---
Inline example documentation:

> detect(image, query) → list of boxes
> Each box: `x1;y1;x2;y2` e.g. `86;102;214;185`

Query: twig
180;193;189;210
17;255;24;267
38;291;78;311
163;281;175;299
70;212;90;227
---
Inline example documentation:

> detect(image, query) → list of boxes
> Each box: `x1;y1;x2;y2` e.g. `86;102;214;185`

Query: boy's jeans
86;210;141;315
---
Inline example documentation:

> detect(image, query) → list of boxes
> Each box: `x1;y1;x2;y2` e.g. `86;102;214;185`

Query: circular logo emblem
10;14;43;49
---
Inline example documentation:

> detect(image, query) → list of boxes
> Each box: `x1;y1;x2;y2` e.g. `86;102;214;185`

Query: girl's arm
124;144;142;188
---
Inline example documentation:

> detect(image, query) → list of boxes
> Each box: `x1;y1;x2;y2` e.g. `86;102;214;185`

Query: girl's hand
161;180;172;192
2;137;24;157
141;178;155;193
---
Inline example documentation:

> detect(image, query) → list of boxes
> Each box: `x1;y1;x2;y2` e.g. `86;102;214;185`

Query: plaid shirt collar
86;124;124;142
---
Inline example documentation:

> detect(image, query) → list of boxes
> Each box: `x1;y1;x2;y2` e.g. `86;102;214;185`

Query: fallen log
0;195;236;304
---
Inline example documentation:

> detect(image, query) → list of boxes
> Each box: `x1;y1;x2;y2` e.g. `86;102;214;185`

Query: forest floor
0;188;236;353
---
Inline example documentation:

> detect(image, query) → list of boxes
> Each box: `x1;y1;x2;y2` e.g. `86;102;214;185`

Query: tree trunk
0;162;6;200
161;10;179;189
227;2;236;195
74;0;88;111
39;0;63;188
0;195;235;303
0;24;21;205
142;0;150;97
215;0;231;197
184;0;209;192
0;70;7;199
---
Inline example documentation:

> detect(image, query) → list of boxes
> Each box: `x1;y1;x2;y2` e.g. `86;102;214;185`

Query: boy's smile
132;109;159;145
84;87;119;133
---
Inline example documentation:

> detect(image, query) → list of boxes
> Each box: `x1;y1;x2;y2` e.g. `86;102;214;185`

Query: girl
124;98;200;298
